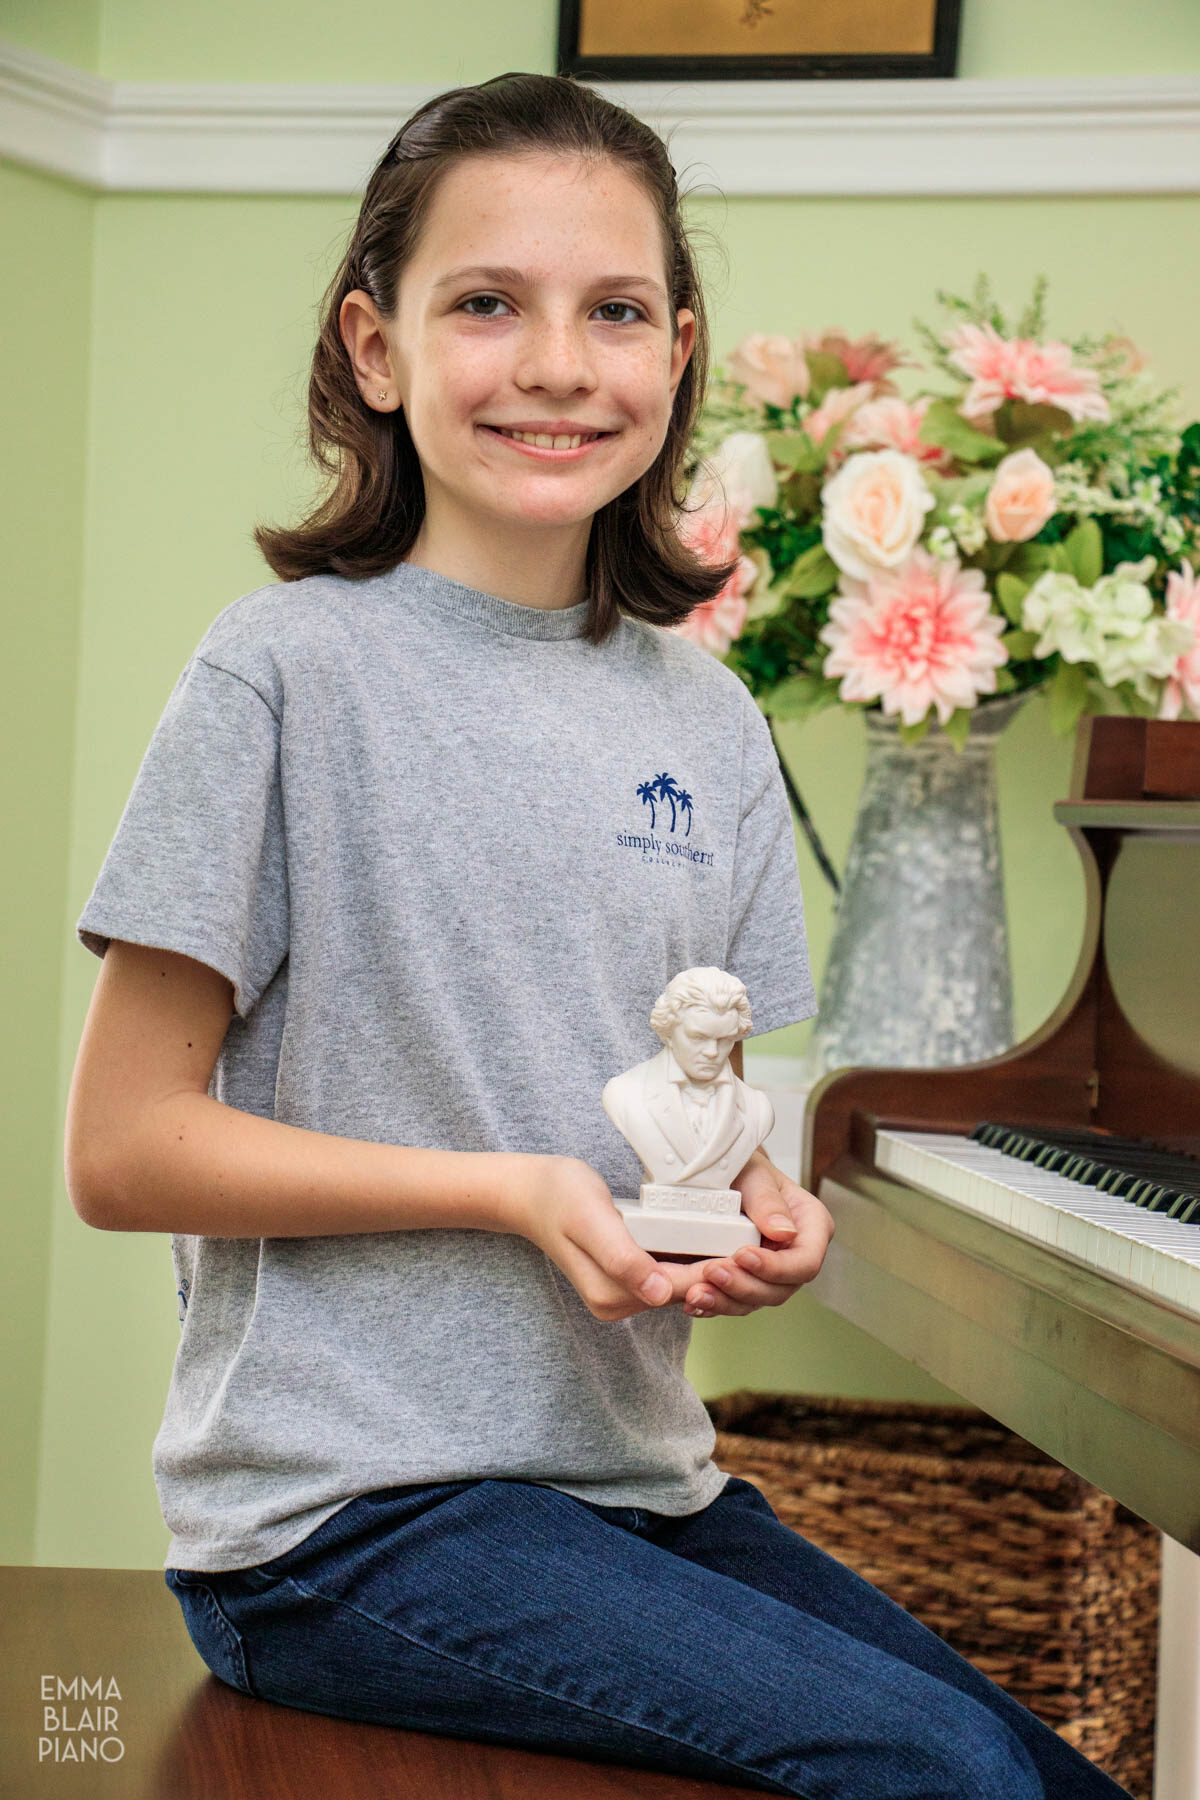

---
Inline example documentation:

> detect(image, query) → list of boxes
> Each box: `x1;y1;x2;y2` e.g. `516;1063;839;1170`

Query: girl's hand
682;1150;835;1319
515;1155;728;1322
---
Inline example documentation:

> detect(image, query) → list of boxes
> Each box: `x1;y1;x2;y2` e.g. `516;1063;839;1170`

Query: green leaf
930;469;993;510
780;470;822;516
1007;541;1057;579
761;672;841;723
995;573;1030;626
1114;680;1159;719
1061;517;1103;588
780;542;839;600
992;667;1018;693
994;400;1076;449
974;539;1017;575
743;551;784;622
803;351;852;403
917;399;1006;466
764;430;824;475
1002;628;1039;659
942;708;972;753
1015;275;1049;341
1047;659;1090;735
897;712;933;746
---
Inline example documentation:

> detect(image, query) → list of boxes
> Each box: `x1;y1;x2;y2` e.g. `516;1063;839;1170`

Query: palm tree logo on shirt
636;779;659;827
638;772;694;836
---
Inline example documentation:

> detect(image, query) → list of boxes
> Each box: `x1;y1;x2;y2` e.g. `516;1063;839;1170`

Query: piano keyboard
971;1122;1200;1222
873;1127;1200;1319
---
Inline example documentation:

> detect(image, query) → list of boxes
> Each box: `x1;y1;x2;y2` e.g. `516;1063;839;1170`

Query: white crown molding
2;40;1199;198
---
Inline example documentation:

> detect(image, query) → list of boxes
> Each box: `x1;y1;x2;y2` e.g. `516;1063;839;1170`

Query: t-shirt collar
381;560;592;639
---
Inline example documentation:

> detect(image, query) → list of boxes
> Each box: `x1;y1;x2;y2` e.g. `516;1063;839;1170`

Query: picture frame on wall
557;0;961;81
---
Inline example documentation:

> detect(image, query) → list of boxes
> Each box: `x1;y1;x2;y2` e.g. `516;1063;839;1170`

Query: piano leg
1155;1534;1200;1800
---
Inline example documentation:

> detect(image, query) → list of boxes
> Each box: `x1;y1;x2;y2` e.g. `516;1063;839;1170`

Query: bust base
614;1184;762;1255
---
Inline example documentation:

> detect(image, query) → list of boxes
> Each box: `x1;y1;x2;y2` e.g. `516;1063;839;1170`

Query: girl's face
350;151;694;558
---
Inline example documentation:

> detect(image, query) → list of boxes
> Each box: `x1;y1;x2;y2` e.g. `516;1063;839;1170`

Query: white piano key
873;1129;1200;1319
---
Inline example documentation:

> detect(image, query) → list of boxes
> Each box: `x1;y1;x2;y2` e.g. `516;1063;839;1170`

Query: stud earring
377;389;388;402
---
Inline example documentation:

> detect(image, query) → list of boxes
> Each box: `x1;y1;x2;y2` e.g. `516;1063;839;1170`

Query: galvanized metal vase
802;692;1027;1080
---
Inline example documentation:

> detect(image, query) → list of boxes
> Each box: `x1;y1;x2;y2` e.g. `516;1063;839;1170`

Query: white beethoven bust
602;968;774;1253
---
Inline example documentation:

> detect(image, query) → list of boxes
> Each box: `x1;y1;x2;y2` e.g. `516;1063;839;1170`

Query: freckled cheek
607;343;671;407
620;358;678;443
410;339;499;417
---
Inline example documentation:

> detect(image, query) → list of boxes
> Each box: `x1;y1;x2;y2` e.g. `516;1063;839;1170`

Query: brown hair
253;70;738;645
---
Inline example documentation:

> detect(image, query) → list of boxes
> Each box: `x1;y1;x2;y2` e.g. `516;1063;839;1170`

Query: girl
66;70;1133;1800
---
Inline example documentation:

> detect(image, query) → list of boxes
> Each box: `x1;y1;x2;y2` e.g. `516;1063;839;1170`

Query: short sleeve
76;655;289;1021
724;691;818;1037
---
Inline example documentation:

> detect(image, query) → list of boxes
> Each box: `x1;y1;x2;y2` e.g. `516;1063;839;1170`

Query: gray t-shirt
76;561;817;1571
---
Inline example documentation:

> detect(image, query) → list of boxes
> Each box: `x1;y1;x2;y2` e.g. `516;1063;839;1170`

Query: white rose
688;431;778;530
821;449;936;579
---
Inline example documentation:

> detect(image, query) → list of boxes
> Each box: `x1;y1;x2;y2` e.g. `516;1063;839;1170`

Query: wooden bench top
0;1564;769;1798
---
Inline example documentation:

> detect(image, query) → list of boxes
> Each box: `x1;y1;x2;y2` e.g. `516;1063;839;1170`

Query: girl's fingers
684;1259;795;1314
685;1288;755;1317
702;1263;773;1304
684;1274;761;1316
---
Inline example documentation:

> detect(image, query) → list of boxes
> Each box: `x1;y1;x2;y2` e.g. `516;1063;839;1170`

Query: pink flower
946;322;1110;425
818;547;1009;726
672;497;757;655
803;381;875;453
805;330;906;387
1103;334;1147;377
725;334;810;409
1158;560;1200;721
839;395;950;470
983;447;1057;543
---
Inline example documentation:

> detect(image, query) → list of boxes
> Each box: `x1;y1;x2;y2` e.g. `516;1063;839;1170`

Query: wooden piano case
798;716;1200;1551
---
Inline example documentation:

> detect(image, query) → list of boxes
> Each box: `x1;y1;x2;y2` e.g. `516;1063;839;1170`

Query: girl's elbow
65;1147;126;1231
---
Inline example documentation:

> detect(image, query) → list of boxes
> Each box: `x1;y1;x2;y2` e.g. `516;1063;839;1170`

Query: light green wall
6;0;1199;1566
959;0;1200;77
92;0;1200;82
1;158;94;1566
1;0;100;70
8;0;1200;80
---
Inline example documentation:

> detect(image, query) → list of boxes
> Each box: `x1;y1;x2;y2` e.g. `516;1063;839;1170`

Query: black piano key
971;1122;1200;1225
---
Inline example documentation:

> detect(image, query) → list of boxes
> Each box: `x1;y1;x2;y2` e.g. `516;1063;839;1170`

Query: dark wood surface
0;1565;772;1800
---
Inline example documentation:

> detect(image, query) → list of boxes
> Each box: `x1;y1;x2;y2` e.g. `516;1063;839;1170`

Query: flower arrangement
675;278;1200;749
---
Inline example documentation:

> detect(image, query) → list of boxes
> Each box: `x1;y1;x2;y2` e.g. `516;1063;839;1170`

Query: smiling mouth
479;425;615;451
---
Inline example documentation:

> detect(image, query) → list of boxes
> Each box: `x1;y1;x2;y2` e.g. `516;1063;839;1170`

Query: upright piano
801;715;1200;1554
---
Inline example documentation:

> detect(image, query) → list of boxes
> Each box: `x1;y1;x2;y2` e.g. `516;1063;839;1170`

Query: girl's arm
66;942;711;1318
65;941;529;1239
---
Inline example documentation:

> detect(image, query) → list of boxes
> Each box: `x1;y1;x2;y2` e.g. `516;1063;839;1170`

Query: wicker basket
705;1390;1159;1800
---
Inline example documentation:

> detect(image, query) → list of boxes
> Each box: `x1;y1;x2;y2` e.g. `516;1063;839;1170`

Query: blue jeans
165;1474;1134;1799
